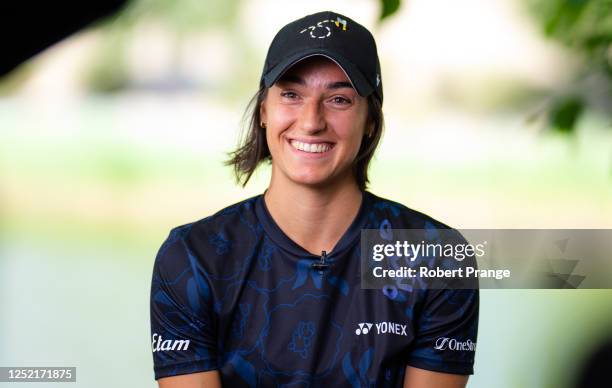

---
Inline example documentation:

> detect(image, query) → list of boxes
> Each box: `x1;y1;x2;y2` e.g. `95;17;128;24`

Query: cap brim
262;49;374;97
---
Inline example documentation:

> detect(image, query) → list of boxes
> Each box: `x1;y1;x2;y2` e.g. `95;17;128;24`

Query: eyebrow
278;74;354;90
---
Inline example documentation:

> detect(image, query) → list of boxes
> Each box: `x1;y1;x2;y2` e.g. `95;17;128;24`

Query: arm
403;366;468;388
404;286;479;380
159;370;222;388
150;226;219;382
404;231;480;381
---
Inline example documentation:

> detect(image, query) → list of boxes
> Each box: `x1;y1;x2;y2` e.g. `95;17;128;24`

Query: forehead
278;56;352;85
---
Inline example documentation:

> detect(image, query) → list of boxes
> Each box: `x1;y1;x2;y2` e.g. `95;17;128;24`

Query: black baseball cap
260;11;383;103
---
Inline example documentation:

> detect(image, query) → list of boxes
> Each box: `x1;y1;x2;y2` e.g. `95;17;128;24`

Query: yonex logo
434;337;476;352
151;333;190;352
300;17;348;39
355;323;373;335
355;322;408;336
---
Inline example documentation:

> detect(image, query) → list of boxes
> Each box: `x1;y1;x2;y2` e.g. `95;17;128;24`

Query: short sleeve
150;225;218;380
406;287;479;375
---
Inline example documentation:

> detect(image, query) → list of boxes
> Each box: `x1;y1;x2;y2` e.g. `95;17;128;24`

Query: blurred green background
1;0;611;387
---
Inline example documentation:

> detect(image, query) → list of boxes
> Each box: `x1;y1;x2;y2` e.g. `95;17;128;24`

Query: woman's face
260;56;371;189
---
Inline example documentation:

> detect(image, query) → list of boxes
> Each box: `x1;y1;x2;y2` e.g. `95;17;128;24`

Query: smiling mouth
289;140;334;153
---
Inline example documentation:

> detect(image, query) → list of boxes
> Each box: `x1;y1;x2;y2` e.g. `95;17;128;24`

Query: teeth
290;140;331;153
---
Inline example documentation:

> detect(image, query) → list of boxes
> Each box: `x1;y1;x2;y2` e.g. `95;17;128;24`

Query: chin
289;173;330;187
275;162;353;188
288;169;352;189
288;171;331;186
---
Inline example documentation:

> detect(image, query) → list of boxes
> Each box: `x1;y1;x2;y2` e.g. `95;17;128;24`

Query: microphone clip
311;250;330;272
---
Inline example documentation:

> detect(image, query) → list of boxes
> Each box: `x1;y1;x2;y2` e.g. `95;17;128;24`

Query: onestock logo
434;337;476;352
151;333;190;352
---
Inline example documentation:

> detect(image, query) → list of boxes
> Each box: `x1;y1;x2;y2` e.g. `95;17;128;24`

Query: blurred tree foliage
379;0;611;134
380;0;401;21
124;0;241;33
524;0;611;134
86;0;243;92
527;0;611;72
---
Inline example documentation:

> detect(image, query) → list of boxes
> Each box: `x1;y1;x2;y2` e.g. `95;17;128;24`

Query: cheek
346;135;365;161
267;103;296;128
265;110;290;150
332;116;367;151
265;129;282;160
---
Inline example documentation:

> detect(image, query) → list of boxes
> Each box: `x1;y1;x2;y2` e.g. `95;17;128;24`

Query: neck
264;174;363;255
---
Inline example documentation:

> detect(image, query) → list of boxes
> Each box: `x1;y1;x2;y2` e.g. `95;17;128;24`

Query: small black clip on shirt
311;250;330;272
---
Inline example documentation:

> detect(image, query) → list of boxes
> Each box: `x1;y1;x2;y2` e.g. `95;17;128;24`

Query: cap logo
300;16;347;39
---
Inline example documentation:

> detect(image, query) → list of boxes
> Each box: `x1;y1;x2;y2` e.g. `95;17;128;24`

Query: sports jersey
150;191;479;387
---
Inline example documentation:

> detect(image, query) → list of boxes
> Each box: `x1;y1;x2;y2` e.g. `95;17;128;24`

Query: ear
259;99;267;124
365;121;375;138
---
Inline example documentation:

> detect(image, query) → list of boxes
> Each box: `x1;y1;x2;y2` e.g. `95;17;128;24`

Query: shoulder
166;194;260;243
365;191;453;230
155;195;262;266
365;192;472;249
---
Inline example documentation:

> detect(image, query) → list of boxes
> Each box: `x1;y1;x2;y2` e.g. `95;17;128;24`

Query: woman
150;11;478;388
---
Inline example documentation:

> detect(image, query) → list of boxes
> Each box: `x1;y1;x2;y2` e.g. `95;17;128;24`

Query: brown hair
226;86;384;190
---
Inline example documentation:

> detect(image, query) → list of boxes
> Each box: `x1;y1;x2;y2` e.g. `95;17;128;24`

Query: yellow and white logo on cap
300;16;347;39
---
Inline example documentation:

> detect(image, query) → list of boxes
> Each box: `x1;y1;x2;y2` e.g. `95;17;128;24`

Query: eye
280;91;298;99
330;96;351;105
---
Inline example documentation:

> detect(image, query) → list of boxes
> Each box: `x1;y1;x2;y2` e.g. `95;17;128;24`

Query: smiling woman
150;10;478;388
227;61;383;195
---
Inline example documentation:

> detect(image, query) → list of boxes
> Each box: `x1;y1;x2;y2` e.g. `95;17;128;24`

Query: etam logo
355;322;408;336
434;337;476;352
151;333;190;352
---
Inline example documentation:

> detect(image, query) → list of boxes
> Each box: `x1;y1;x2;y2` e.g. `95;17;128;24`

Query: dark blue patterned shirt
150;191;479;387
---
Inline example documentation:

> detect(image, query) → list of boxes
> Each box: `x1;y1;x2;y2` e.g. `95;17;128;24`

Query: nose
298;99;326;134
